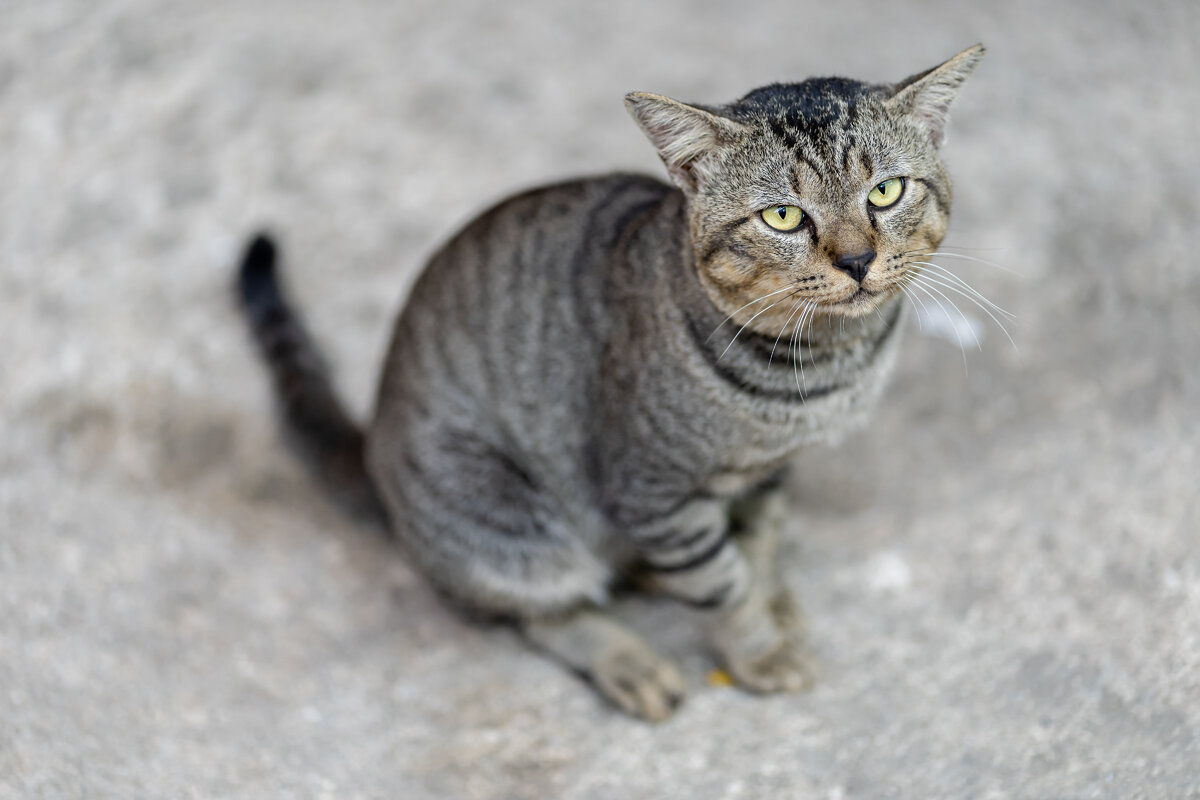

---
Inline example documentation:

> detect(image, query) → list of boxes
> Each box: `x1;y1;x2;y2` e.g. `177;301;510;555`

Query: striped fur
241;46;984;720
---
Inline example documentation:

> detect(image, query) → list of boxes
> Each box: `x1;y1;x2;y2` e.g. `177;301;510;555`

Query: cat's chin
823;286;897;318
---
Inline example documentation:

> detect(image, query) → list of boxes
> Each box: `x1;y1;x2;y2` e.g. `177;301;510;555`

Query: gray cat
237;45;984;720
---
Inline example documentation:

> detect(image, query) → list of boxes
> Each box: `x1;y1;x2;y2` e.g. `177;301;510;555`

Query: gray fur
245;46;983;721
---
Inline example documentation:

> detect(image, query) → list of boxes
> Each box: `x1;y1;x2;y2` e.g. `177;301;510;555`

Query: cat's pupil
878;182;887;193
776;207;787;219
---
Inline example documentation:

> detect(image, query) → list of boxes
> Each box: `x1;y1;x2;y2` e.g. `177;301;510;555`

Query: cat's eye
867;177;904;208
761;205;805;231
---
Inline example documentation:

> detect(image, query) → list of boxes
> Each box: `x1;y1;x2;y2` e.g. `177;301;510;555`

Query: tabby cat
237;45;984;721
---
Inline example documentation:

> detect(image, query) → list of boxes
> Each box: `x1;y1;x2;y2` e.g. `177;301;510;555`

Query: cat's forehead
721;78;916;204
724;77;882;127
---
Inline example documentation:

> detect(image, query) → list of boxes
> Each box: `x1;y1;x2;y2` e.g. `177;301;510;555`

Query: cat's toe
725;637;814;694
592;644;686;722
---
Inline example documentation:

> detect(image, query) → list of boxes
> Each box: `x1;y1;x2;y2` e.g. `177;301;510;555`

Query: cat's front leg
729;481;808;641
626;497;812;693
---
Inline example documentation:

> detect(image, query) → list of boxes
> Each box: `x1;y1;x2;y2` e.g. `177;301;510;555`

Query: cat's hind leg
367;424;686;719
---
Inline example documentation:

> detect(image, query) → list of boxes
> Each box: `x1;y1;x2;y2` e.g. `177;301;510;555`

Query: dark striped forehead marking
728;78;875;123
730;78;886;187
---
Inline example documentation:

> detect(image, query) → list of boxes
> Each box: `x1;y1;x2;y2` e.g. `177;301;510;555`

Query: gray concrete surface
2;1;1198;797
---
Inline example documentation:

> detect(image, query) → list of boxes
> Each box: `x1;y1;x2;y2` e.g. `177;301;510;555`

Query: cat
236;45;984;721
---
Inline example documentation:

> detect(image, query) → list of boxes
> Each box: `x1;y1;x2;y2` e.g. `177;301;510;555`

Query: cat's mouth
828;286;894;317
835;287;876;307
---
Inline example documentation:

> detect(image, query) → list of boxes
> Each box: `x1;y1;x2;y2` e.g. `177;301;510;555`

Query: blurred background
1;1;1197;797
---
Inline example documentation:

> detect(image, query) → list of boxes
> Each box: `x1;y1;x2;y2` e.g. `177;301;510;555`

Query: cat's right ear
887;44;985;149
625;92;747;192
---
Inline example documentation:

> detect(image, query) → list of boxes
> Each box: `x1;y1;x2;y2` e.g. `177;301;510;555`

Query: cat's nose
832;250;876;283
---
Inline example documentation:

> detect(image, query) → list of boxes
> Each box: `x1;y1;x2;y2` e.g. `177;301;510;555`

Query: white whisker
910;261;1015;318
805;298;820;367
769;297;808;367
910;269;1017;351
705;285;798;342
927;244;1003;252
792;300;816;395
908;280;970;374
909;275;978;350
900;276;934;329
899;285;924;328
911;250;1021;276
717;291;797;362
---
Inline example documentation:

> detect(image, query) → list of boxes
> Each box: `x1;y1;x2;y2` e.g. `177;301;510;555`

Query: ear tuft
625;92;747;191
889;44;985;148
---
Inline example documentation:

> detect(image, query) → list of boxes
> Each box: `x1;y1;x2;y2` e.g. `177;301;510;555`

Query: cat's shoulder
489;172;673;216
438;172;674;252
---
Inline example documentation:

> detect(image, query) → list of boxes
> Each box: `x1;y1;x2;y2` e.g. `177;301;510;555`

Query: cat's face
628;45;983;334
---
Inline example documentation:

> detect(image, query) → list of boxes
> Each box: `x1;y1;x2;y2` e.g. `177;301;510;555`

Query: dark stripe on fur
680;580;735;609
842;102;860;131
858;149;874;177
236;233;387;525
840;134;857;174
641;524;715;551
649;533;728;573
912;177;950;216
572;181;668;338
700;215;752;264
768;118;798;150
683;312;839;402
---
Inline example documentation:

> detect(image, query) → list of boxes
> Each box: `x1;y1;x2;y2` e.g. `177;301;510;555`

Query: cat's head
626;45;983;329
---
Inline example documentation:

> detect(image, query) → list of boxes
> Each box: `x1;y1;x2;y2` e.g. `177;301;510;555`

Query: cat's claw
591;644;686;722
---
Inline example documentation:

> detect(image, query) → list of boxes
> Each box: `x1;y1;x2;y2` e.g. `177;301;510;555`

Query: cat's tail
235;233;387;527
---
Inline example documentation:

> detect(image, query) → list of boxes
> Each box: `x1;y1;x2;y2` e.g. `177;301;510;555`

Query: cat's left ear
888;44;985;148
625;92;748;192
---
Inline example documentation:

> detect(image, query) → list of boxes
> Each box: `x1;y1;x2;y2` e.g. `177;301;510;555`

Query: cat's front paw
724;635;814;694
592;642;687;722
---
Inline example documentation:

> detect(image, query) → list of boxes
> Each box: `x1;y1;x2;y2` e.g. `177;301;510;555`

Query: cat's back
372;171;673;438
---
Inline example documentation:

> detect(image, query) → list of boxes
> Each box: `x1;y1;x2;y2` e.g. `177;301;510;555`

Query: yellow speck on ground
707;669;734;688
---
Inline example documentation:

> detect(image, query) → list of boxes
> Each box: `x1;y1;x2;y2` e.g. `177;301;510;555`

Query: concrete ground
2;1;1197;797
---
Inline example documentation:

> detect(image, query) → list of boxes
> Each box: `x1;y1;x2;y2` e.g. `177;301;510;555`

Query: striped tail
235;233;386;525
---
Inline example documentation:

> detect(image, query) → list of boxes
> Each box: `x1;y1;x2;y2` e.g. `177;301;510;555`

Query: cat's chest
701;389;866;470
597;300;903;501
683;308;905;483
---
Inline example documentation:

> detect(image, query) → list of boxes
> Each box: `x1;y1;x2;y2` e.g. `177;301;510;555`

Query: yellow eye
868;177;904;208
761;205;805;231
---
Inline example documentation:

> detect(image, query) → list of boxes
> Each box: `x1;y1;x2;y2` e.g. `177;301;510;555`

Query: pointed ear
625;92;748;191
888;44;985;148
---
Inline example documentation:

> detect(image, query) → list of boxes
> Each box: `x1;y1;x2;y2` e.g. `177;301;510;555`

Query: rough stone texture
2;1;1198;798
